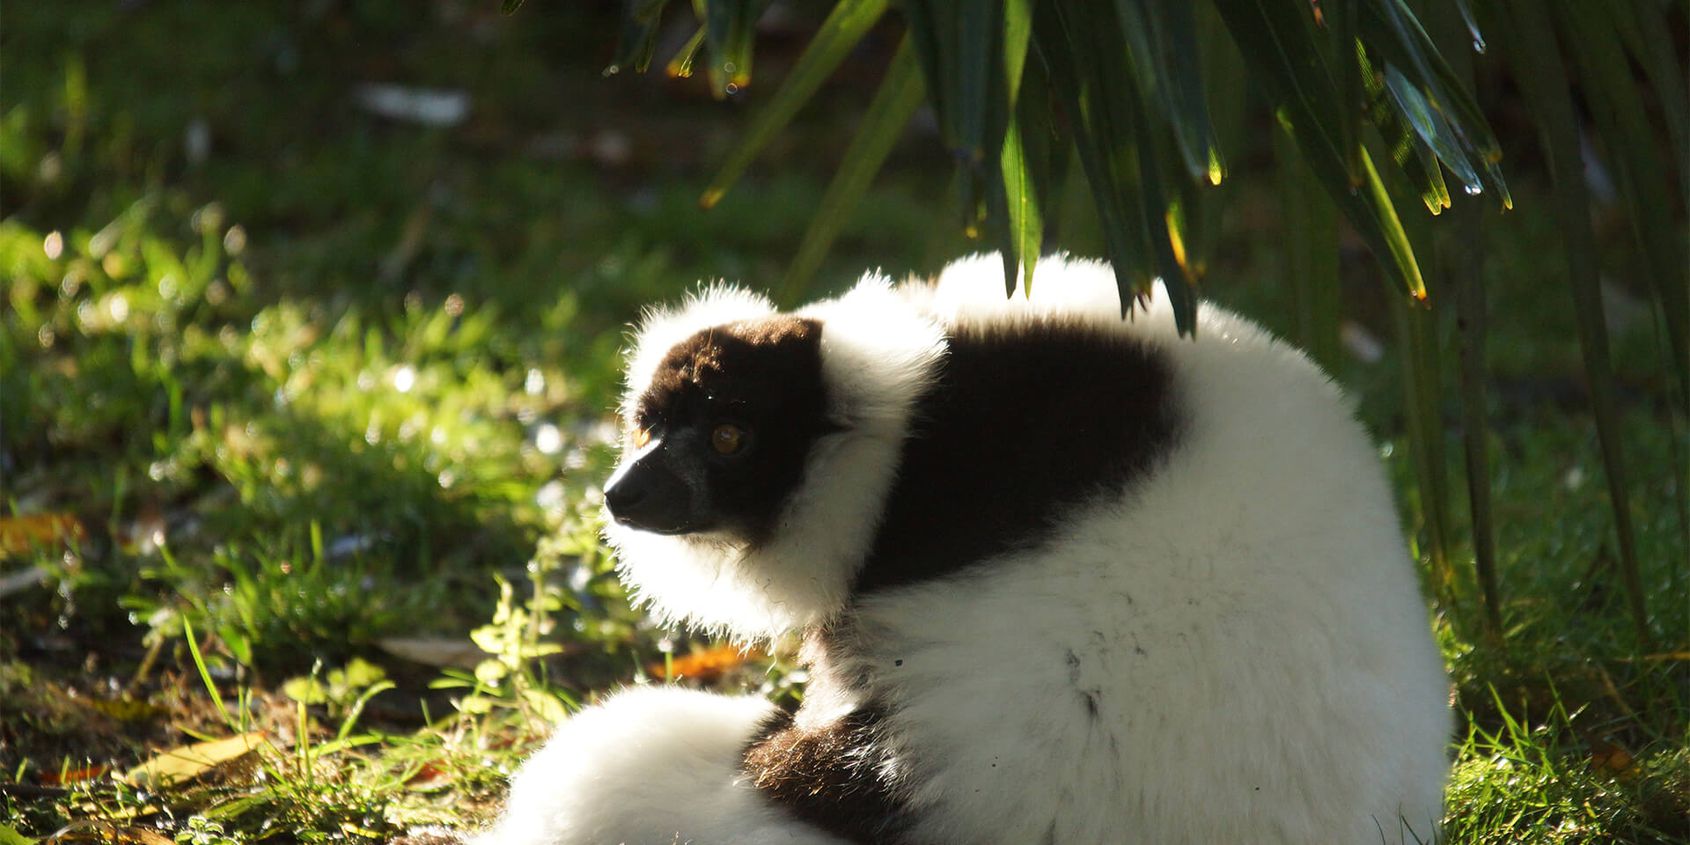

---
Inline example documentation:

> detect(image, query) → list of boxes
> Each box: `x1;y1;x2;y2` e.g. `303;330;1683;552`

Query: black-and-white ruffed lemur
473;254;1451;844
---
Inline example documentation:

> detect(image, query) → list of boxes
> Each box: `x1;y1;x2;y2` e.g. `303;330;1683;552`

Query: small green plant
283;658;397;742
447;572;573;724
175;817;239;845
433;509;616;726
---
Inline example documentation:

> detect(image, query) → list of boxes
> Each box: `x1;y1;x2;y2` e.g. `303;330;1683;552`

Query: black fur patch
633;317;833;543
856;319;1181;593
742;705;909;844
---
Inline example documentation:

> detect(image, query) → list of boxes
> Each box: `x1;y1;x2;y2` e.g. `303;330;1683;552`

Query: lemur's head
603;277;945;642
607;316;835;542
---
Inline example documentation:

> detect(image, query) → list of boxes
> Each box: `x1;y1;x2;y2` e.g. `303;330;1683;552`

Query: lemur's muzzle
605;455;700;535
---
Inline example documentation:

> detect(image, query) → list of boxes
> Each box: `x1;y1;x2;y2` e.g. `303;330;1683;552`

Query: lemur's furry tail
471;686;848;845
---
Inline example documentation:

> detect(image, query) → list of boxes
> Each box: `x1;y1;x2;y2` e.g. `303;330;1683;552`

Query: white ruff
605;273;946;641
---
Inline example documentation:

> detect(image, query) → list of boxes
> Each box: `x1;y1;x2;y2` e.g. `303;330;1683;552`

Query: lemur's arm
742;704;908;843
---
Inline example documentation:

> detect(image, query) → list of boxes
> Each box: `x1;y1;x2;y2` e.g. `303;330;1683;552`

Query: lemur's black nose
603;475;646;515
605;459;695;535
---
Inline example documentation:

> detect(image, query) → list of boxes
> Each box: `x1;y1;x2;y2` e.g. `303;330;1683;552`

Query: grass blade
1325;0;1363;186
774;38;923;305
903;0;1009;258
1424;0;1502;637
1500;0;1651;648
1391;294;1455;608
700;0;891;208
1272;124;1341;373
1610;1;1688;210
1039;0;1190;327
1192;5;1246;275
1125;97;1196;334
1371;129;1455;605
1552;1;1689;411
1451;204;1502;637
183;616;235;730
1382;64;1474;202
1210;0;1346;179
1003;0;1034;104
1450;0;1485;54
1000;84;1048;293
903;0;1001;164
1357;44;1453;215
952;0;998;166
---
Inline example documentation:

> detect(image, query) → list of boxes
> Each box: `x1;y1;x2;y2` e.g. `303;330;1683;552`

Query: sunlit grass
1443;688;1690;843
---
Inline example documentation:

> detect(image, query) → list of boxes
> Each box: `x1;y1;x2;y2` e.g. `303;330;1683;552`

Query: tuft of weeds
1444;688;1690;843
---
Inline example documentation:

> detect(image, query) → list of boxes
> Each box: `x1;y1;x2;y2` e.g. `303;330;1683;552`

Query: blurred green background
1;2;1685;842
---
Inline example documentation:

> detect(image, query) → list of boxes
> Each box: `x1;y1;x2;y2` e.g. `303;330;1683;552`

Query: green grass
2;3;1685;843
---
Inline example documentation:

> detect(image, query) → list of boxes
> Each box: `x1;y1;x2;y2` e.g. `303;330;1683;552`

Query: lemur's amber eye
631;427;652;449
711;424;745;455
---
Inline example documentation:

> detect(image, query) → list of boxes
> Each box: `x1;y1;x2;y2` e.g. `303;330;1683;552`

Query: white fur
830;255;1451;843
618;284;778;424
487;255;1451;844
474;686;847;845
605;273;946;640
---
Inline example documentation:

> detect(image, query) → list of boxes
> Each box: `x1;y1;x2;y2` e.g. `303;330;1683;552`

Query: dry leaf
84;697;164;723
126;731;266;788
1649;650;1690;661
39;764;109;786
647;644;764;682
1589;739;1637;777
0;513;84;557
378;636;494;670
403;761;451;790
44;821;172;844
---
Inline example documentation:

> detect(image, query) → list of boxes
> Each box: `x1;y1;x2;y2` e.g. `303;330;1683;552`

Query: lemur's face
605;316;836;543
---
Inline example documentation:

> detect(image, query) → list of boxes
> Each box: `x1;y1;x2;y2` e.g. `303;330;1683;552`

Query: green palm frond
555;0;1686;646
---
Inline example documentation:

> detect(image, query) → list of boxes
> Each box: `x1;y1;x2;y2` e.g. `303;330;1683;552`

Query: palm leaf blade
701;0;891;208
1500;0;1651;647
607;0;675;75
775;38;924;305
703;0;769;97
1552;1;1689;409
1037;1;1179;325
1114;0;1223;184
1212;0;1427;300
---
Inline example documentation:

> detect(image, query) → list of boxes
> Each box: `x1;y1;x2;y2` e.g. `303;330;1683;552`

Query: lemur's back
817;259;1449;842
